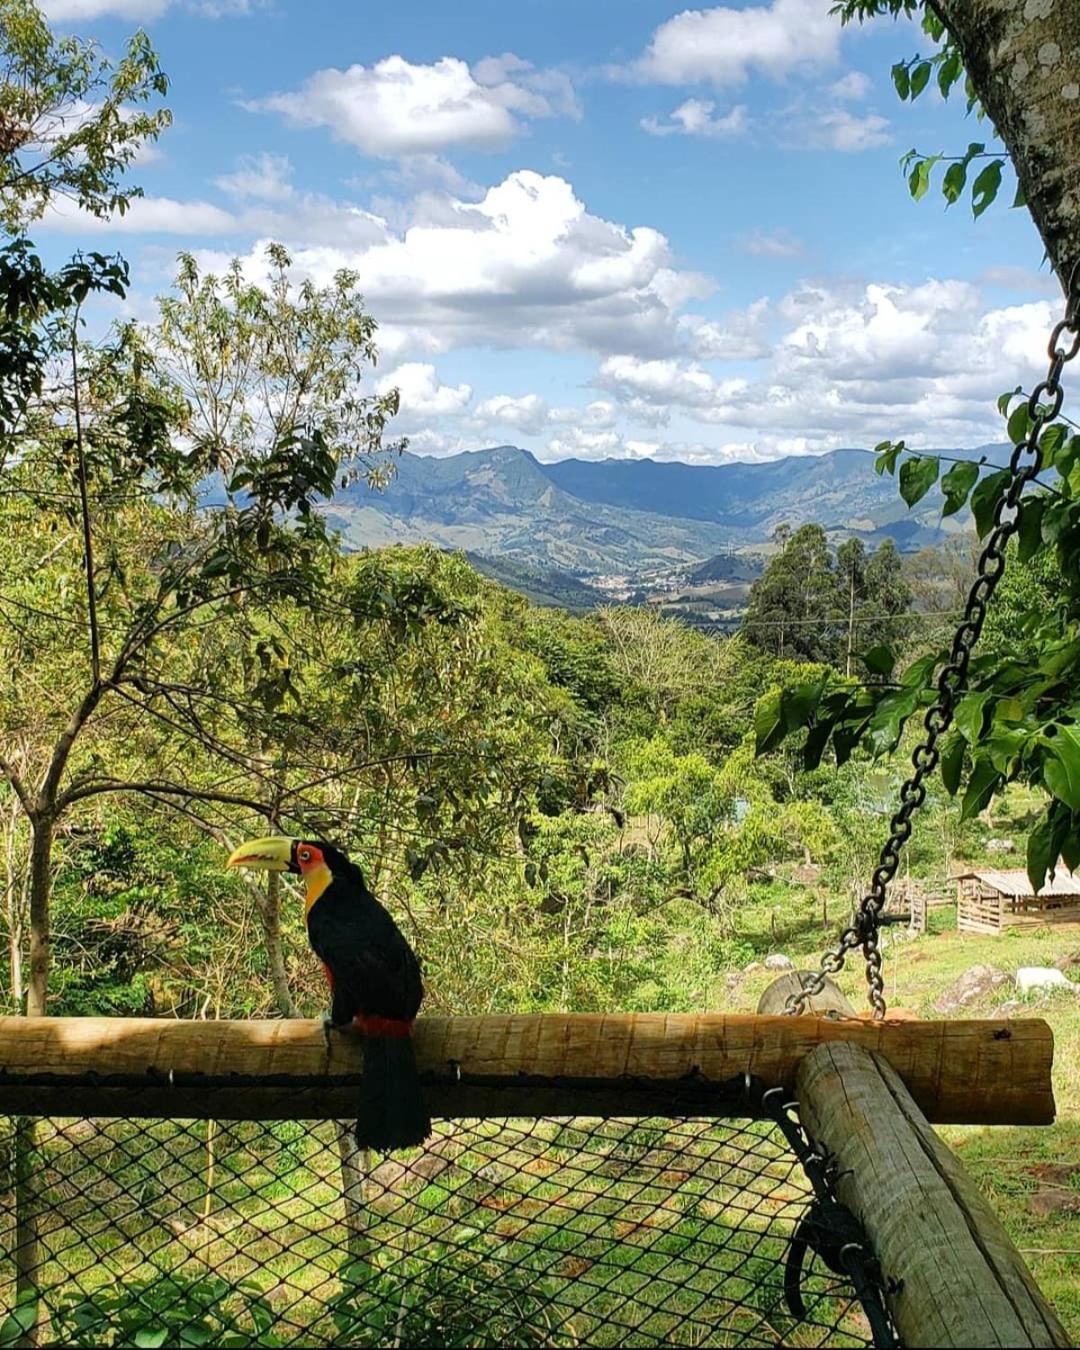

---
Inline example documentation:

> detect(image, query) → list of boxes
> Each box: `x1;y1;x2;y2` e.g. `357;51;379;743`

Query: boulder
1016;966;1078;995
743;960;762;973
933;964;1010;1015
764;953;794;971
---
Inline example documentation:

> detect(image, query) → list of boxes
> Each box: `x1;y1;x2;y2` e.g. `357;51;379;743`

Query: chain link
787;263;1080;1018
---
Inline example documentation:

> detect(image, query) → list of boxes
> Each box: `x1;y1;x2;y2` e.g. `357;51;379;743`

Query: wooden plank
797;1042;1068;1348
0;1014;1055;1125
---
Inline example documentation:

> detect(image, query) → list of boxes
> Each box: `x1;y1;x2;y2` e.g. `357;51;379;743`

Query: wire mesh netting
0;1097;882;1349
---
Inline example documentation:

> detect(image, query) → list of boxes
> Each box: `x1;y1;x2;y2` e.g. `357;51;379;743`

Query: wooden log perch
797;1042;1069;1349
0;1013;1055;1125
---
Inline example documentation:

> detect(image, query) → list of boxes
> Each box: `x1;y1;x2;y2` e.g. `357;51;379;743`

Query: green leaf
899;455;939;507
940;731;965;796
937;50;963;99
874;440;902;475
908;156;938;201
900;650;939;688
862;645;895;677
134;1332;170;1350
1006;401;1032;446
997;385;1022;416
940;459;979;516
1027;811;1067;894
909;61;932;98
891;62;910;100
970;468;1010;539
954;690;992;744
0;1302;38;1349
1039;422;1068;466
754;689;786;756
1017;497;1046;563
1044;726;1080;812
1012;181;1027;209
960;754;1001;821
971;159;1003;218
1062;824;1080;874
941;161;967;205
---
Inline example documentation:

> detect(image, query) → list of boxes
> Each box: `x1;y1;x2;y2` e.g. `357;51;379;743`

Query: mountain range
322;443;1000;578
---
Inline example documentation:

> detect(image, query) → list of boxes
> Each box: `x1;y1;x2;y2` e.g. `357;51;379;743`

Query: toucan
227;836;431;1150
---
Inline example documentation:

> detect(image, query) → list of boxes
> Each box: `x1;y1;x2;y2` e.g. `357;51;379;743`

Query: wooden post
0;1014;1055;1126
756;973;856;1017
797;1042;1069;1348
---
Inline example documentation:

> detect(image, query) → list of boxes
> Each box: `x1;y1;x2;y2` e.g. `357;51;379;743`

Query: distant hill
686;552;763;585
322;444;1001;577
461;552;603;611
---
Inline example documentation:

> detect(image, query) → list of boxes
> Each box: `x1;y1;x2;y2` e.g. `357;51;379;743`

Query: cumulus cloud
738;228;804;258
596;279;1056;455
679;299;771;359
788;108;890;152
248;54;578;157
214;152;294;202
631;0;841;86
642;100;747;138
829;71;872;101
196;170;704;361
472;393;549;435
376;363;472;423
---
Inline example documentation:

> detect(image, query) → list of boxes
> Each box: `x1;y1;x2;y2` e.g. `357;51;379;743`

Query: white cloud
249;54;578;157
473;393;549;434
214;153;294;202
596;279;1057;456
738;228;804;258
43;195;238;235
632;0;841;86
829;71;872;101
205;170;702;361
642;100;747;138
679;298;771;359
376;363;472;421
791;108;891;152
40;0;171;15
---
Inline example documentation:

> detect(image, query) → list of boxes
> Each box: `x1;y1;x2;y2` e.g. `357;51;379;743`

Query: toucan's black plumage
301;842;430;1150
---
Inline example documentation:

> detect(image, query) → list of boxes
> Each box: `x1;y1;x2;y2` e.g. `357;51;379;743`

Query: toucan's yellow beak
226;837;296;873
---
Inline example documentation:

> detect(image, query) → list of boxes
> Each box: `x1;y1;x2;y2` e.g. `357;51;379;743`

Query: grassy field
732;898;1080;1341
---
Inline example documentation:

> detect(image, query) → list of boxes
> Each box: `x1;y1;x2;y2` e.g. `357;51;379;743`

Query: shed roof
955;866;1080;899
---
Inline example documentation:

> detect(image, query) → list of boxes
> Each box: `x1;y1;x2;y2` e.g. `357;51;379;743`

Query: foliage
740;524;911;671
755;399;1080;894
834;0;1023;218
0;0;170;232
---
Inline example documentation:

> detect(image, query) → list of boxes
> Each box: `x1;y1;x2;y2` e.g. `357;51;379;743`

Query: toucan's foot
321;1014;334;1057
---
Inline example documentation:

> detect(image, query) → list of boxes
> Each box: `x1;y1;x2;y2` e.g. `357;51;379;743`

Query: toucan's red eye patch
296;844;324;872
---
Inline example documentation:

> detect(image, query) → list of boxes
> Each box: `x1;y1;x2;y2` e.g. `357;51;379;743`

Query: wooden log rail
799;1042;1069;1349
0;1012;1055;1125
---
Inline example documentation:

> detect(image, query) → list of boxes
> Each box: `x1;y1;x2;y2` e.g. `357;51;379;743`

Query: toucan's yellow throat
227;836;332;918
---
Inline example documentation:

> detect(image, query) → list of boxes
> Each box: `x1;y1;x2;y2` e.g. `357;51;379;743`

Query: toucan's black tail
356;1034;431;1150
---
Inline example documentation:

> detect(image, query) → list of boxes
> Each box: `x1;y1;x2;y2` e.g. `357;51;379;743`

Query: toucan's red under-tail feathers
356;1033;431;1150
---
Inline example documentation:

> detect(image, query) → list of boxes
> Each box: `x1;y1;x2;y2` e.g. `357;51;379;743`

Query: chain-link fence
0;1077;890;1349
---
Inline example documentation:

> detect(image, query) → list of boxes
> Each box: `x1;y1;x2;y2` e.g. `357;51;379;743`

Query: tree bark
25;818;52;1019
255;872;296;1018
933;0;1080;292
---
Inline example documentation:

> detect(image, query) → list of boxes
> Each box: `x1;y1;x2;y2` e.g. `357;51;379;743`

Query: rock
986;837;1016;853
1016;966;1079;995
743;960;762;972
933;964;1010;1015
1055;950;1080;973
997;1000;1024;1017
1028;1189;1080;1219
764;953;794;971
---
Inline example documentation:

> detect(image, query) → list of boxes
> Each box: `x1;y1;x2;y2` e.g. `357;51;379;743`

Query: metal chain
787;264;1080;1018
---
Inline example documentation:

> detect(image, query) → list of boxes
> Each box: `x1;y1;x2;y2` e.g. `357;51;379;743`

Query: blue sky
38;0;1061;464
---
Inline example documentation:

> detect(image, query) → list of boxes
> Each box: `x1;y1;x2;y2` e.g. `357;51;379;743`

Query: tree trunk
26;818;52;1019
933;0;1080;291
334;1122;372;1266
13;1115;41;1348
255;872;296;1018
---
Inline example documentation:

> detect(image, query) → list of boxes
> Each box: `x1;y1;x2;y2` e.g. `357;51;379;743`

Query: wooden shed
956;865;1080;935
